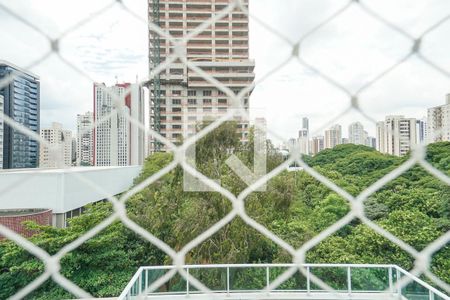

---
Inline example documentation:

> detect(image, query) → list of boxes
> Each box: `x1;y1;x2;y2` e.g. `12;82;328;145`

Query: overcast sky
1;0;449;141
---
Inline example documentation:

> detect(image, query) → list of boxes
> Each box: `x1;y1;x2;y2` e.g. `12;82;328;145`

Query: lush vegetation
0;123;449;299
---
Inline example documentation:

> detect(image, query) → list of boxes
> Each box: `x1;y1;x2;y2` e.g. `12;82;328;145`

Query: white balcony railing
119;263;450;300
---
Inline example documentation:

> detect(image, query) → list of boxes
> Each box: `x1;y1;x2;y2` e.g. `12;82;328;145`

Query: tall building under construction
148;0;254;151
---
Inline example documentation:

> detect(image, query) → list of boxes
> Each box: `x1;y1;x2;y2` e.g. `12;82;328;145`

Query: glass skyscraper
0;61;40;169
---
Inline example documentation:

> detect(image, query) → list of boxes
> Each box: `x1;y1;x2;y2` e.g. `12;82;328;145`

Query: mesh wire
0;0;449;299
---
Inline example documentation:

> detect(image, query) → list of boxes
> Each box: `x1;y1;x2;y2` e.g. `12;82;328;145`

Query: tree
0;202;158;299
2;137;449;298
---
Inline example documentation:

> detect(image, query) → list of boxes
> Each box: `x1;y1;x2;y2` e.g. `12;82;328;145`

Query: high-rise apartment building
376;121;385;153
376;115;417;156
297;117;309;155
415;117;428;144
324;124;342;149
366;136;376;149
148;0;254;151
298;128;309;155
302;117;309;132
0;94;4;169
310;136;324;155
77;112;94;166
0;61;40;169
93;83;145;166
129;85;146;165
428;95;450;142
71;137;77;165
348;122;368;145
39;122;73;168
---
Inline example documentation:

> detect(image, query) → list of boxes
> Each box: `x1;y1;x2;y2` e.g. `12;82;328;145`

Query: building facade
376;121;385;153
365;136;376;149
71;137;77;165
0;94;3;169
39;122;73;168
298;128;309;155
76;111;94;166
0;61;40;169
348;122;368;145
297;117;309;155
148;0;254;151
324;124;342;149
129;85;146;165
0;166;141;228
310;136;324;155
302;117;309;132
415;117;428;144
376;115;417;156
93;83;145;166
427;95;450;142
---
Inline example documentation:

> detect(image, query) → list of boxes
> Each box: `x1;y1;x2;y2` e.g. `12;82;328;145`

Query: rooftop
0;166;141;213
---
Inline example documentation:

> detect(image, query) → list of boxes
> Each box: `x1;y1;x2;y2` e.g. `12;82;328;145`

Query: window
188;107;196;112
216;40;229;45
188;116;197;121
169;13;183;19
232;31;248;37
172;99;181;105
188;99;197;105
188;90;197;96
173;116;182;121
203;90;212;96
218;90;225;96
172;133;181;138
172;90;182;96
172;125;182;129
218;99;227;104
203;99;212;104
172;107;181;112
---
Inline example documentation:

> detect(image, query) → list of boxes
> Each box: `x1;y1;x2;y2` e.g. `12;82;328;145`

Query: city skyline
1;52;446;166
0;0;449;140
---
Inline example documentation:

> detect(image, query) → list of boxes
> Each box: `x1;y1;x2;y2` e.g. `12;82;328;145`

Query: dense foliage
0;123;449;299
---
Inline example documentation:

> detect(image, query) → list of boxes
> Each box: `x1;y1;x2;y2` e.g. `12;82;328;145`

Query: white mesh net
0;0;449;299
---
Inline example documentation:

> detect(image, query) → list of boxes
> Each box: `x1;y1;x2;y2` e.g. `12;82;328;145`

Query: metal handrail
119;263;450;300
395;265;449;300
